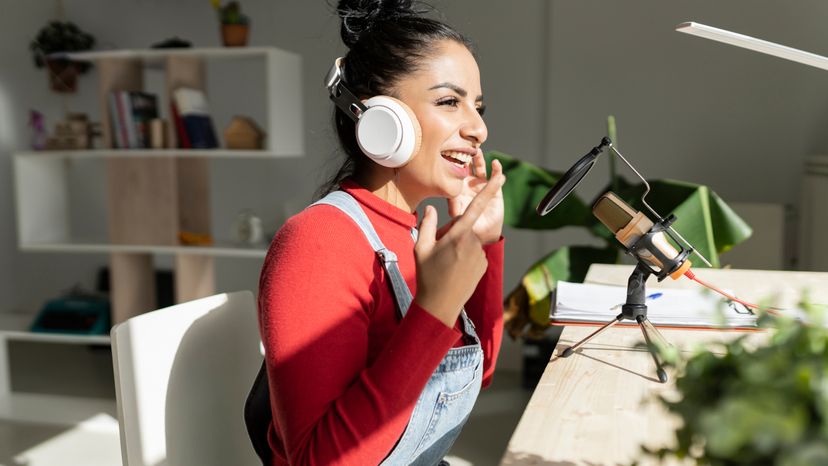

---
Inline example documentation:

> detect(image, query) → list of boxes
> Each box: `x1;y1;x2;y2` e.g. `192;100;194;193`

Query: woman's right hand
413;173;506;327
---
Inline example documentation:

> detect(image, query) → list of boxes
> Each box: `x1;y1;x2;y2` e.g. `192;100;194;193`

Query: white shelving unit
14;151;268;259
55;46;304;157
15;45;303;324
10;46;303;424
0;313;114;425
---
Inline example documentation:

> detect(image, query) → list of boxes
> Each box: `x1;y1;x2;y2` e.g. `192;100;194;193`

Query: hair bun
337;0;419;48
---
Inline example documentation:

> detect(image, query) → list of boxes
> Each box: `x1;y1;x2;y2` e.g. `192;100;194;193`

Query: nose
460;107;487;146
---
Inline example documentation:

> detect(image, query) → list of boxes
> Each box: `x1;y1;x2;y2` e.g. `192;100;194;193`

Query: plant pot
221;24;249;47
46;59;79;93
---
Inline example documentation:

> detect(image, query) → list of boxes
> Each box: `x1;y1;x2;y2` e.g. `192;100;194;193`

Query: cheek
416;111;454;147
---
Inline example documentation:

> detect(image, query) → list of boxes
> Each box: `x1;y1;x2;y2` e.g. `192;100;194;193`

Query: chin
440;180;465;199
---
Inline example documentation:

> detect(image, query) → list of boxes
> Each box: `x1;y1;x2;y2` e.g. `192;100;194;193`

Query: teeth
441;151;472;166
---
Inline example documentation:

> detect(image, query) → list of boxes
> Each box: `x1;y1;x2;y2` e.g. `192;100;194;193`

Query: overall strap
312;191;480;345
311;191;415;319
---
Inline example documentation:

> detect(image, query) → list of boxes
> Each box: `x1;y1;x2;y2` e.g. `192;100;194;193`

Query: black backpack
244;360;273;465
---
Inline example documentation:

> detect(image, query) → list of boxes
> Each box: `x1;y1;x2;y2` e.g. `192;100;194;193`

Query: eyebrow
428;82;484;102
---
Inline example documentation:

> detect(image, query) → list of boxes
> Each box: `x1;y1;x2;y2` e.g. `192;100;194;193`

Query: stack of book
108;91;159;149
108;87;220;150
170;87;218;149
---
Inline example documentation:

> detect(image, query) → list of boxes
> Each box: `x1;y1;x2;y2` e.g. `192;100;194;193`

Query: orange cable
683;269;784;318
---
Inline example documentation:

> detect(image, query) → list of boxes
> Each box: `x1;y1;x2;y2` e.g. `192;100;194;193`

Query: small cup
149;118;167;149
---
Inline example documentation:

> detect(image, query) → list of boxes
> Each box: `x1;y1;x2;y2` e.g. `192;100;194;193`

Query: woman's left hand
448;151;505;245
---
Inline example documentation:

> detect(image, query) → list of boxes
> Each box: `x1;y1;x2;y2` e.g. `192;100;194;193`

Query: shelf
19;44;301;322
0;393;116;425
20;240;268;259
50;45;304;157
53;46;283;67
806;155;828;175
15;149;301;159
0;312;111;345
0;314;116;425
1;330;111;345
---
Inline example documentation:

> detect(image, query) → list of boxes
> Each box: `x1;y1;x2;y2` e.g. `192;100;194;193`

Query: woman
257;1;505;464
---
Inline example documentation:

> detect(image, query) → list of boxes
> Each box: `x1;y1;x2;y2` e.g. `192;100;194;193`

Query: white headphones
324;57;422;168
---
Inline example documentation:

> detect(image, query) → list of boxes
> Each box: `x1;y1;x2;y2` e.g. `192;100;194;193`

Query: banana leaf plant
484;150;754;340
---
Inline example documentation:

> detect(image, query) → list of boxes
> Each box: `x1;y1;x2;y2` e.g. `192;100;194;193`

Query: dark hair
316;0;474;198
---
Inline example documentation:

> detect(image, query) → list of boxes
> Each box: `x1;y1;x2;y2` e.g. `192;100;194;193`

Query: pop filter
536;137;612;216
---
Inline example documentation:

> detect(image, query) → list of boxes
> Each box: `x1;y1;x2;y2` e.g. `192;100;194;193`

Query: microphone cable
683;270;784;318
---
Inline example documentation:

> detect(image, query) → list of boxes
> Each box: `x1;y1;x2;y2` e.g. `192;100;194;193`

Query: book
172;87;218;149
107;92;125;148
119;91;138;148
128;91;159;148
551;281;759;329
170;100;191;149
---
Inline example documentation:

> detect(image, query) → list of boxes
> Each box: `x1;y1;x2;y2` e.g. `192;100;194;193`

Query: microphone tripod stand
561;262;673;383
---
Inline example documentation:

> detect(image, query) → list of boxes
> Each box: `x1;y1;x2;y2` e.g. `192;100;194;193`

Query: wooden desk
499;264;828;466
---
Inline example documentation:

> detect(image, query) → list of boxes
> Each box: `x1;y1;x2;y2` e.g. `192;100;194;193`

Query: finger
491;158;503;179
455;171;506;229
416;205;438;250
472;149;487;179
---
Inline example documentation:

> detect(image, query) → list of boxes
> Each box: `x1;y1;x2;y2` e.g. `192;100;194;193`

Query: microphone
592;192;692;280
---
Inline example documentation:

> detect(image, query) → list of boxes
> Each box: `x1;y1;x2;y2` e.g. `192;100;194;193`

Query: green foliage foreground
646;301;828;465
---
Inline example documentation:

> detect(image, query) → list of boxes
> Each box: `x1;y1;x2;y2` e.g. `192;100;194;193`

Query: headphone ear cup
356;96;421;168
395;97;422;161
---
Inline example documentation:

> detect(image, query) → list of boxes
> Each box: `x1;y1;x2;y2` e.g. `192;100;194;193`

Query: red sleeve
258;207;461;466
464;237;505;388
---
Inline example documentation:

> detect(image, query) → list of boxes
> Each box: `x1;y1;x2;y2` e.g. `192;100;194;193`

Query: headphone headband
324;57;421;168
325;57;366;122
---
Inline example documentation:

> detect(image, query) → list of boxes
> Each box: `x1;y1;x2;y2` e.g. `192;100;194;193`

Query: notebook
551;281;759;329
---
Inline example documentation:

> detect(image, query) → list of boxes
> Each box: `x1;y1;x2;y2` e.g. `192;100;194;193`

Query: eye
436;97;460;108
476;104;487;116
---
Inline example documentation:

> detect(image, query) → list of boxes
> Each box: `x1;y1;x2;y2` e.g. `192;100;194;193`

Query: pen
610;292;663;310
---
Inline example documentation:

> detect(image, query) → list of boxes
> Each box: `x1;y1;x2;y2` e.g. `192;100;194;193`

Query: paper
552;281;758;329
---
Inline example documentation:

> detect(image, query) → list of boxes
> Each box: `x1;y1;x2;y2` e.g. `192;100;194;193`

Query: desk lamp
676;22;828;72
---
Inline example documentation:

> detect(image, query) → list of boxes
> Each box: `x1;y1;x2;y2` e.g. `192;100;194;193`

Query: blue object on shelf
30;296;111;335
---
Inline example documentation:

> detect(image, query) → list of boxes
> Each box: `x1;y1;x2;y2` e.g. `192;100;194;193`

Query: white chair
111;291;263;466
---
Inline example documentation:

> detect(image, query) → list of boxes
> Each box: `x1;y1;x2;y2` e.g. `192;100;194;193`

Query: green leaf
485;151;592;230
612;179;753;268
648;303;828;464
488;151;752;268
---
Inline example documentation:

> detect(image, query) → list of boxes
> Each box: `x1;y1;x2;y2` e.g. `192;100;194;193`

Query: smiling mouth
441;151;472;168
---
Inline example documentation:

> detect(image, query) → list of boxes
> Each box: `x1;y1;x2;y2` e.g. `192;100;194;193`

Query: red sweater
257;180;504;466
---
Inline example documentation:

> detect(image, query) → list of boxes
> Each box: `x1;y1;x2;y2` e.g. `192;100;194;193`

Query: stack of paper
552;281;758;329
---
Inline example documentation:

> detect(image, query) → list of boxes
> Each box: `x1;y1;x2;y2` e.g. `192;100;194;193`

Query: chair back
111;291;262;466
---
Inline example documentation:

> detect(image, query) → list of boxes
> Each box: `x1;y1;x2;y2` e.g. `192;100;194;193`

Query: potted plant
646;301;828;464
30;21;95;93
211;1;250;47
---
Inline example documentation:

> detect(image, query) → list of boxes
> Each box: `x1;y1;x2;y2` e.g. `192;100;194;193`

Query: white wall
0;0;549;329
1;1;826;356
544;0;828;207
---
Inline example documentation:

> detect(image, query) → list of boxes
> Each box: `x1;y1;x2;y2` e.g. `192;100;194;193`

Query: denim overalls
312;191;484;466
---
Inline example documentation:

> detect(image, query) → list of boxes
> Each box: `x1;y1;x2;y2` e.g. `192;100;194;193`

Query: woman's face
394;39;488;202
